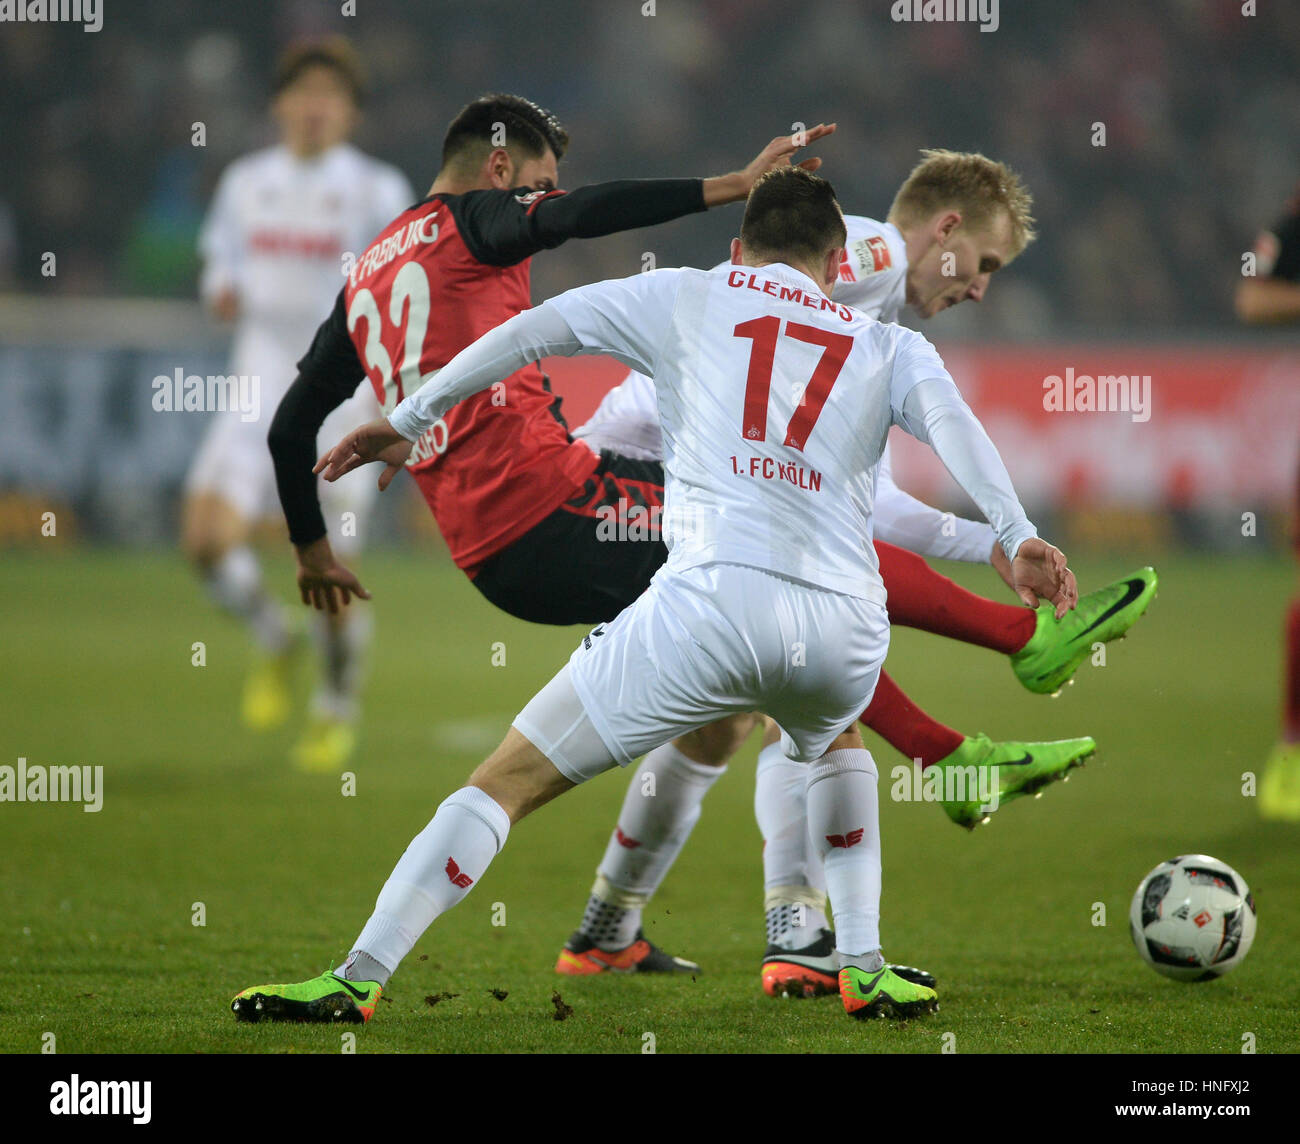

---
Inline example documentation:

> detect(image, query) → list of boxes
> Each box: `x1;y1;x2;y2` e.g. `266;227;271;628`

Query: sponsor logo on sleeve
840;236;893;282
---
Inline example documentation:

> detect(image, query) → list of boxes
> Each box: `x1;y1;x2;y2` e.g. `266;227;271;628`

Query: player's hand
1009;537;1078;618
705;123;838;205
210;288;239;323
990;537;1017;593
294;537;371;613
314;417;413;491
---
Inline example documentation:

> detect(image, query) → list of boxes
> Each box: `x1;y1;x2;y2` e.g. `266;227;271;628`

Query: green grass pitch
1;548;1295;1054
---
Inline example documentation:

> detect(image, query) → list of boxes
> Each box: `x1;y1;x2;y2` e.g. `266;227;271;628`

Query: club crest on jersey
514;189;552;208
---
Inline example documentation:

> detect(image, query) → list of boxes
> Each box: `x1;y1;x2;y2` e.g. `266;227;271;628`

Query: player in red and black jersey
270;94;834;625
1237;180;1300;819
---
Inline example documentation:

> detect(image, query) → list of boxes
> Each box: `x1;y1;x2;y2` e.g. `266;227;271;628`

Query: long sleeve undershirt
390;302;1038;562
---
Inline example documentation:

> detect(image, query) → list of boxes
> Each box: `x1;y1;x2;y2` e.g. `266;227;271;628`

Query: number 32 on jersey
347;262;449;462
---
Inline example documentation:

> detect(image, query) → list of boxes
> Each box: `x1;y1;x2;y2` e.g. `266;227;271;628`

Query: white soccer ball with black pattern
1129;854;1256;982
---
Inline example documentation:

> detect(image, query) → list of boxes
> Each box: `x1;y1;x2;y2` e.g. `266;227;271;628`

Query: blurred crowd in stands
2;0;1297;337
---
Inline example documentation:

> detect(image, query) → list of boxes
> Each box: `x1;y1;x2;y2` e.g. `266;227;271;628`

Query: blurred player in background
1237;180;1300;820
181;38;413;771
566;151;1156;994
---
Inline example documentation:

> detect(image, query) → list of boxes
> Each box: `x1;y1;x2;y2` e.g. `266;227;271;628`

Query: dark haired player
270;95;835;623
182;38;413;771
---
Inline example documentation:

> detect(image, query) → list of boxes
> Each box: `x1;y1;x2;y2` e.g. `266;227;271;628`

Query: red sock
1286;598;1300;742
875;540;1037;654
860;670;965;767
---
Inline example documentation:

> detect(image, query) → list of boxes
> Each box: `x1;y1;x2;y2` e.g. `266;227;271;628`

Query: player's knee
827;725;866;753
675;713;758;766
467;728;577;824
181;496;242;570
182;527;231;571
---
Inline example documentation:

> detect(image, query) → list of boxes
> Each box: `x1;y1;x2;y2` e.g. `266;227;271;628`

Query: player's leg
182;416;301;730
460;447;751;973
1261;592;1300;819
231;564;758;1024
754;714;832;995
291;391;380;772
754;713;933;998
562;389;739;965
1261;454;1300;820
875;540;1157;696
559;714;757;974
803;727;936;1020
763;588;937;1020
292;600;370;771
232;721;581;1023
857;668;1095;828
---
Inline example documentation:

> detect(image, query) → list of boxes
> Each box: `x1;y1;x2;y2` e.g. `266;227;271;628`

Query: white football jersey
576;217;907;459
549;263;960;601
199;142;413;348
833;215;908;323
572;216;999;563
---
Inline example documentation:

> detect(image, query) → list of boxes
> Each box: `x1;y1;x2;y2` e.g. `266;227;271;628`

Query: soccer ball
1129;854;1256;982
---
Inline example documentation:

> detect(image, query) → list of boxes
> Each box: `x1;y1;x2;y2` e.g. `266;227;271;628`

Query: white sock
582;744;725;949
578;875;645;951
755;742;829;948
344;786;510;980
310;609;371;722
205;546;291;653
806;748;881;958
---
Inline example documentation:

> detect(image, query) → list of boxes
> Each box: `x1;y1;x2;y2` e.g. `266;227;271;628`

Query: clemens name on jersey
390;260;1037;607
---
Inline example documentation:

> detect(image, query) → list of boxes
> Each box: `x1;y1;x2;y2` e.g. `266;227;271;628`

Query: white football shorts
184;327;381;555
513;561;890;783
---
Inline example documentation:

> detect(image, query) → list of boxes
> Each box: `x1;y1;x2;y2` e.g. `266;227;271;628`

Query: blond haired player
560;151;1156;995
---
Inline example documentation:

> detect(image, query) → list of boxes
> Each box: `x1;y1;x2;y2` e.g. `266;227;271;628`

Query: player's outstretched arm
701;123;837;205
462;125;837;266
316;303;586;479
873;445;999;564
893;366;1077;617
319;271;680;478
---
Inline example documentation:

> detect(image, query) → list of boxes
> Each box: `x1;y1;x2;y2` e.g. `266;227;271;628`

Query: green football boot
1011;567;1158;695
1259;741;1300;821
937;732;1096;829
840;964;939;1021
231;970;382;1024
